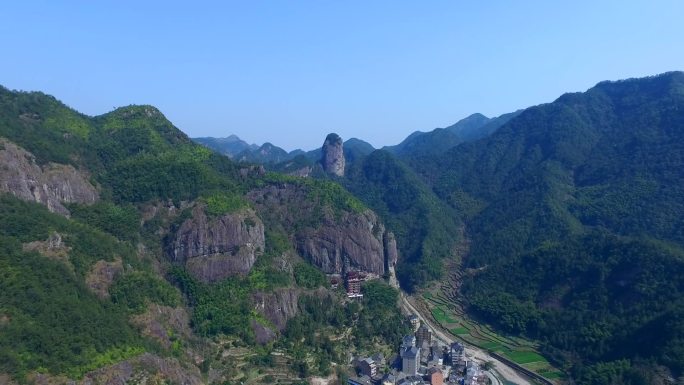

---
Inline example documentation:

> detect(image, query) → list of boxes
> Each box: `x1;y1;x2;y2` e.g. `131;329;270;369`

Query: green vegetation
355;280;411;345
68;201;141;242
505;351;547;365
343;150;461;291
1;87;246;207
293;262;328;289
7;70;684;384
0;87;92;165
247;230;293;291
170;268;256;342
0;86;410;384
464;232;684;375
262;172;366;216
411;72;684;381
280;280;409;377
422;289;561;380
0;235;142;380
110;271;181;313
0;195;163;380
431;307;457;324
201;191;250;216
0;194;138;277
450;327;469;335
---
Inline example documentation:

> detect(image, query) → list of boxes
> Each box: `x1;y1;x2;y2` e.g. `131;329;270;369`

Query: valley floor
398;293;535;385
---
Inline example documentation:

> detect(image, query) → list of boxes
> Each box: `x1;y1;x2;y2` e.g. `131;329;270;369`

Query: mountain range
0;86;406;384
190;110;519;165
193;72;684;384
1;72;683;385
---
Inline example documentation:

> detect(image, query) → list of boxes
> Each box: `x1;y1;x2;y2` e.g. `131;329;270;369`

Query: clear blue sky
1;1;683;150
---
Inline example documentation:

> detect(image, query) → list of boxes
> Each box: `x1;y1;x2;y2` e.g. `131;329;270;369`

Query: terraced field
215;340;304;385
422;269;566;383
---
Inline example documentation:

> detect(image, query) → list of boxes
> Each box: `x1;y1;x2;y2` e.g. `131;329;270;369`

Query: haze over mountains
191;110;522;165
1;71;683;385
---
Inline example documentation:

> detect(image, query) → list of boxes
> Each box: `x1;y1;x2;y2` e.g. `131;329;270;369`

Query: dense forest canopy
0;85;402;383
406;72;684;381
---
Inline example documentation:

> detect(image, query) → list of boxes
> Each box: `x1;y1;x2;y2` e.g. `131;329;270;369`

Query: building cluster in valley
349;315;485;385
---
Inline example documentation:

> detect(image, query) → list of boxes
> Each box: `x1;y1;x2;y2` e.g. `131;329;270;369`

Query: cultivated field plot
421;279;566;383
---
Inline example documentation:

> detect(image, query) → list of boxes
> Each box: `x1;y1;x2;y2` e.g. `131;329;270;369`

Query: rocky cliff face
383;231;399;270
297;209;391;275
168;204;265;283
252;287;335;344
321;133;345;176
0;139;98;215
247;184;397;276
253;288;300;332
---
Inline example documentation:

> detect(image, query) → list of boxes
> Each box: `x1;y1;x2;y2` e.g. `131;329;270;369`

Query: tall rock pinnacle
321;133;345;176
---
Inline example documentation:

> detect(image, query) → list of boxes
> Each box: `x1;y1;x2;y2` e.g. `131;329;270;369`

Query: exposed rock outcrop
297;209;390;275
80;353;203;385
287;166;312;178
238;164;266;178
247;184;398;276
253;288;300;332
0;139;98;215
251;320;277;345
22;231;71;264
23;353;202;385
321;133;345;176
131;305;193;350
86;258;124;299
383;232;399;270
168;204;265;283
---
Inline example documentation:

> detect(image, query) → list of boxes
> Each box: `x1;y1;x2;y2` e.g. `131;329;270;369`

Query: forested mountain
194;135;376;170
235;142;293;164
410;72;684;382
342;150;461;291
192;134;258;157
3;70;684;385
383;111;521;158
0;86;407;384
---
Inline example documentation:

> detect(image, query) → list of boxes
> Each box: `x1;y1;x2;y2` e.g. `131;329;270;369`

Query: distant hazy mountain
447;110;523;141
193;132;376;172
383;111;520;157
235;142;292;164
192;135;258;157
443;112;491;138
194;111;514;167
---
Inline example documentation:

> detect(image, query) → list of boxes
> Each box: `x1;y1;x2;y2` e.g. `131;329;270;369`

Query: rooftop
402;346;420;359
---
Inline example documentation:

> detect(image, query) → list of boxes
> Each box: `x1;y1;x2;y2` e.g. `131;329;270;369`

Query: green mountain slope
384;111;520;158
413;72;684;381
343;150;461;291
0;87;406;383
0;196;157;379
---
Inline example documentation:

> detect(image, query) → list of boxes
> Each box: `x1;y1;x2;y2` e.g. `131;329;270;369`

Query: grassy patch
480;341;504;351
202;192;249;216
450;327;469;335
543;371;566;379
504;350;546;364
431;306;457;324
